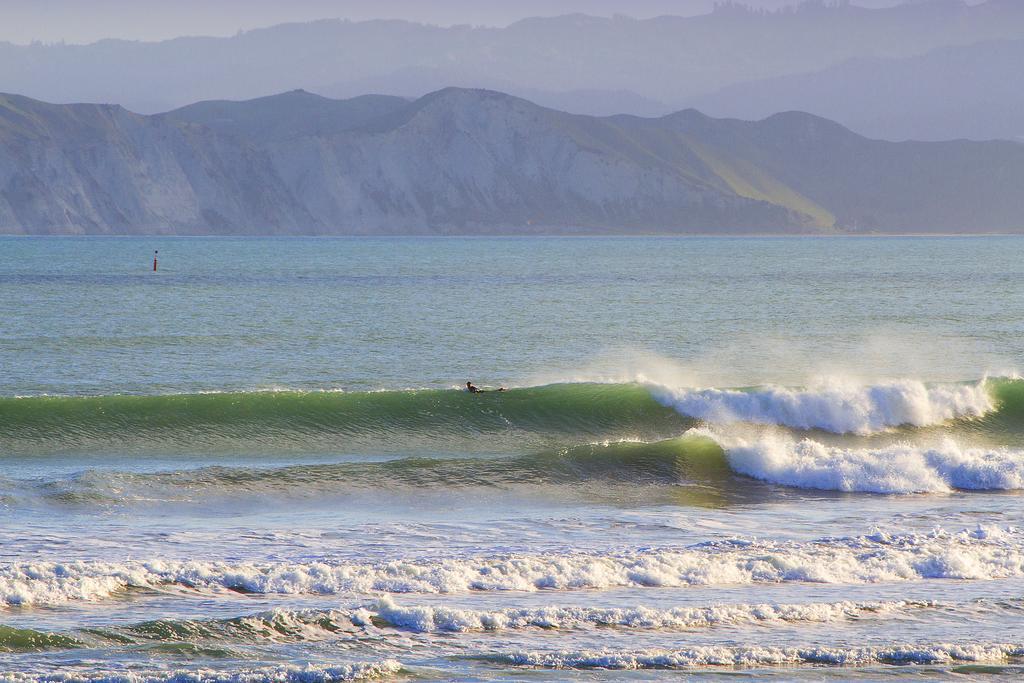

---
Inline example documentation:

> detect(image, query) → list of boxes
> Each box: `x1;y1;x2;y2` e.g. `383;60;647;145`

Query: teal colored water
1;236;1024;681
4;236;1023;395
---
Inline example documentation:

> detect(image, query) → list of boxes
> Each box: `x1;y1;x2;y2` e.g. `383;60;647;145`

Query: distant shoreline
3;231;1023;239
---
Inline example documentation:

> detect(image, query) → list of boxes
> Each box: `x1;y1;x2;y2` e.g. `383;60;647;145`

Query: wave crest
0;661;402;683
3;527;1021;606
0;598;931;651
498;643;1024;669
654;379;994;434
363;596;928;632
720;434;1024;493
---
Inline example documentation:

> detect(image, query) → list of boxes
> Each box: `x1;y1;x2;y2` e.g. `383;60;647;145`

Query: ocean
1;235;1023;680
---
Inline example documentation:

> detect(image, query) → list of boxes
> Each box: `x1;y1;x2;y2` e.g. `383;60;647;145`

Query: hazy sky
2;0;918;44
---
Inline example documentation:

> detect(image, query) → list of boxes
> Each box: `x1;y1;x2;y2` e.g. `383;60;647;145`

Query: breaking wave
2;526;1020;606
17;433;1024;506
652;378;997;434
720;433;1024;493
358;596;929;632
2;377;1019;456
496;643;1024;669
0;662;403;683
0;598;935;652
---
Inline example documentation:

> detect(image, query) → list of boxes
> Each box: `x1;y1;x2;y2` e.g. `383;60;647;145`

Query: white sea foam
719;433;1024;493
359;596;928;632
501;643;1024;669
3;527;1021;606
0;661;402;683
652;378;993;434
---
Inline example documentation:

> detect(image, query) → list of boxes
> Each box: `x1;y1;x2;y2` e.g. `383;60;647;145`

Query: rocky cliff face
2;88;1023;234
236;89;806;234
0;94;311;234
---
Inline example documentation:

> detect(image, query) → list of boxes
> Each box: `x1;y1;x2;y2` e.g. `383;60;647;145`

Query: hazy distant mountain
316;68;673;119
692;38;1024;141
3;88;1023;235
168;91;410;139
0;1;1021;118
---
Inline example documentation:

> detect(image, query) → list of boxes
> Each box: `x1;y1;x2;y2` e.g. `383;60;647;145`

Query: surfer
466;381;506;393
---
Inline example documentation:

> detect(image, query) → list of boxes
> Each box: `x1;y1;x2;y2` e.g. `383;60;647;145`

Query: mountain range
2;88;1023;235
693;37;1024;141
1;1;1022;141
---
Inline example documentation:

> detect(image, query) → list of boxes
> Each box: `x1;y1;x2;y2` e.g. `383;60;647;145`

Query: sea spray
652;378;994;434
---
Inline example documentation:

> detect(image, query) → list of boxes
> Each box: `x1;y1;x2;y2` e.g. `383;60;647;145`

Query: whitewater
2;235;1024;680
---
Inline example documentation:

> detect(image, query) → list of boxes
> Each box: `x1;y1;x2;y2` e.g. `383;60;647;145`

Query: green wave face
122;610;359;644
3;379;1022;506
0;609;371;655
4;379;1023;457
0;384;691;456
988;377;1024;426
0;625;82;651
22;434;736;509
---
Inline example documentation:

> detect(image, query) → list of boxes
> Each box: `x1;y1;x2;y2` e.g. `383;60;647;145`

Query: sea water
0;235;1023;680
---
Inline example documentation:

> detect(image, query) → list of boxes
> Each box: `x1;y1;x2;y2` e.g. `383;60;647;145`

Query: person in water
466;381;506;393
